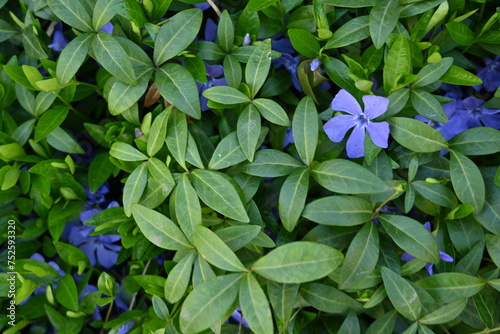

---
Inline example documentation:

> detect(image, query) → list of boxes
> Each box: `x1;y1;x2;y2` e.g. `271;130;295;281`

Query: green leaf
194;225;245;271
92;0;120;31
378;214;439;263
245;39;271;97
340;222;379;289
382;267;421;320
279;168;309;232
175;173;201;242
338;312;360;334
154;8;202;66
34;106;69;142
218;10;234;52
293;96;318;165
156;63;201;119
147;108;170;157
247;0;278;11
165;108;188;169
223;55;242;88
302;196;373;226
252;241;343;283
148;158;175;185
323;57;358;95
203;86;250;104
365;310;397;334
46;127;84;154
312;159;389;194
123;163;148;217
450;150;485;214
446;22;474;45
412;181;457;208
474;168;500;234
242;149;303;177
383;34;411;94
288;29;320;58
180;274;242;333
486;234;500;269
152;296;169;320
473;289;498;329
88;153;114;193
325;16;370;49
12;119;34;146
215;225;260;252
164;251;195;303
132;203;191;250
411;90;448;123
191;169;249;222
300;283;363;313
449;127;500;155
388;117;448;152
440;65;482;86
413;57;453;88
208;132;247;170
55;274;79;311
369;0;400;49
417;273;485;303
253;98;290;126
108;67;152;116
56;33;94;86
110;142;148;161
419;299;467;325
239;273;273;334
237;104;261;162
48;0;93;32
267;281;299;323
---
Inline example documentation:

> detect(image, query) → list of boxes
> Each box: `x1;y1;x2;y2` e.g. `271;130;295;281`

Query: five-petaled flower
323;89;390;158
401;222;453;275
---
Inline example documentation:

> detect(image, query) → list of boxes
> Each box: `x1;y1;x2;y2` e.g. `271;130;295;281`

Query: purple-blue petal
100;22;114;34
423;222;431;232
401;252;416;262
310;58;321;71
425;262;434;276
330;90;363;116
439;250;453;262
362;95;390;119
97;245;119;269
346;125;366;158
205;19;217;42
323;114;356;142
366;121;389;149
206;64;224;78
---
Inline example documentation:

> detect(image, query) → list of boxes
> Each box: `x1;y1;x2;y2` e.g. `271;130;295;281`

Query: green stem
103;300;114;326
472;326;500;334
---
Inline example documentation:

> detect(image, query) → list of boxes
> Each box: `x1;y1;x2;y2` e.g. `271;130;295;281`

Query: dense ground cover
1;0;500;333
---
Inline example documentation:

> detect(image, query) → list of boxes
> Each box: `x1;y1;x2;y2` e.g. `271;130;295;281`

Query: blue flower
310;58;321;71
401;222;453;275
283;126;294;148
117;321;135;334
84;182;110;205
100;22;114;34
474;56;500;92
48;22;68;52
415;100;467;140
323;89;390;158
229;307;249;328
197;63;228;111
272;53;301;91
454;97;500;130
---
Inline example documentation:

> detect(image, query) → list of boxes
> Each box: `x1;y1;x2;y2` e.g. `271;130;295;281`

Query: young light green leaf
191;169;249;223
253;98;290;126
132;203;192;249
293;96;318;165
242;149;303;177
93;32;137;85
382;267;421;320
378;214;439;263
247;0;278;12
55;274;79;311
252;241;344;283
56;33;94;86
312;159;389;194
147;108;170;157
156;63;201;119
180;274;242;333
165;107;188;169
175;174;201;242
152;296;169;320
440;65;483;86
288;29;320;58
164;252;195;303
239;273;273;334
154;8;202;66
413;57;454;88
325;16;370;49
369;0;400;49
411;90;448;123
279;168;309;232
237;104;261;162
383;33;410;94
110;142;148;161
388;117;448;152
46;127;84;154
48;0;93;32
302;196;373;226
123;163;148;217
245;39;271;97
417;273;485;303
340;222;379;289
194;225;245;272
202;86;250;104
449;127;500;155
450;150;485;214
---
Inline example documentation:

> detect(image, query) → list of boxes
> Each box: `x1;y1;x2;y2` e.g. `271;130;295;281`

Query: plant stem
207;0;222;17
371;187;404;220
128;259;151;310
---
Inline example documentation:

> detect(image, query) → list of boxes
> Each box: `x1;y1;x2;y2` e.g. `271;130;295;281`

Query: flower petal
439;251;454;262
97;245;119;269
362;95;389;119
423;222;431;231
323;114;356;142
401;252;415;262
425;263;434;276
346;125;365;158
366;121;389;149
330;89;363;116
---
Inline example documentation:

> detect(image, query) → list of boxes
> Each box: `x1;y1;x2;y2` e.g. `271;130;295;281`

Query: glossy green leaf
338;312;360;334
148;158;175;185
365;310;397;334
378;214;439;263
293;96;318;165
412;181;457;208
191;169;249;222
93;32;137;85
110;142;148;161
215;225;260;251
446;22;474;45
288;29;320;58
46;127;84;154
245;39;271;97
55;274;79;311
279;168;309;232
312;159;389;194
369;0;400;49
154;8;202;66
419;299;467;325
474;168;500;234
164;251;195;303
237;104;261;162
147;108;170;157
123;163;148;217
156;63;201;119
472;289;498;329
247;0;278;12
175;173;201;242
252;241;343;283
56;33;94;86
108;67;152;116
450;150;485;214
165;107;188;169
253;98;290;126
193;225;245;272
440;65;483;86
218;10;234;52
12;119;34;146
383;34;411;94
325;16;370;49
417;273;485;303
302;196;373;226
242;149;303;177
208;132;247;170
413;57;454;88
223;54;242;88
449;127;500;155
300;283;363;313
34;106;69;142
388;117;448;152
88;153;115;193
340;222;379;289
203;86;250;104
239;273;273;334
92;0;120;30
48;0;93;32
152;296;169;320
382;267;421;320
132;203;191;249
411;90;448;123
180;274;242;333
486;234;500;268
267;281;299;323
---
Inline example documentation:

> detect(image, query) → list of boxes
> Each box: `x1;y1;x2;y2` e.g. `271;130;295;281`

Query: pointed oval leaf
369;0;400;49
279;168;309;232
382;267;422;320
55;274;79;311
383;34;410;94
245;39;271;97
239;273;273;334
300;283;363;313
165;107;188;169
108;67;152;116
449;127;500;156
253;98;290;126
208;132;247;170
203;85;250;104
147;108;170;157
123;163;148;217
164;251;196;303
242;149;303;177
237;104;261;162
175;174;201;242
412;181;457;208
419;299;467;325
218;10;234;52
110;142;148;161
267;281;299;323
388;117;448;152
413;57;454;88
326;16;370;49
88;153;115;193
450;150;485;214
411;90;448;123
302;196;373;226
46;127;84;154
48;0;93;32
56;33;94;86
92;0;120;31
34;106;69;142
417;273;485;303
215;225;260;252
293;96;318;165
288;29;320;58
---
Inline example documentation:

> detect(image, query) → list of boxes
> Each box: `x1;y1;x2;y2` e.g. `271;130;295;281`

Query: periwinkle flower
283;126;294;148
84;182;110;205
197;63;228;111
117;321;135;334
323;89;390;158
415;100;467;140
310;58;321;71
453;97;500;130
474;56;500;92
401;222;453;275
229;307;249;328
272;53;301;91
48;22;68;52
100;22;114;34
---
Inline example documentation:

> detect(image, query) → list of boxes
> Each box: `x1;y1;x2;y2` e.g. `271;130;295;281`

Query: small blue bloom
229;307;249;328
48;22;68;52
117;321;135;334
197;63;228;111
84;182;110;206
100;22;114;34
401;222;453;275
194;2;211;11
272;53;301;91
283;126;294;148
310;58;321;71
454;97;500;130
474;56;500;92
324;89;390;158
415;100;467;140
243;33;251;46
